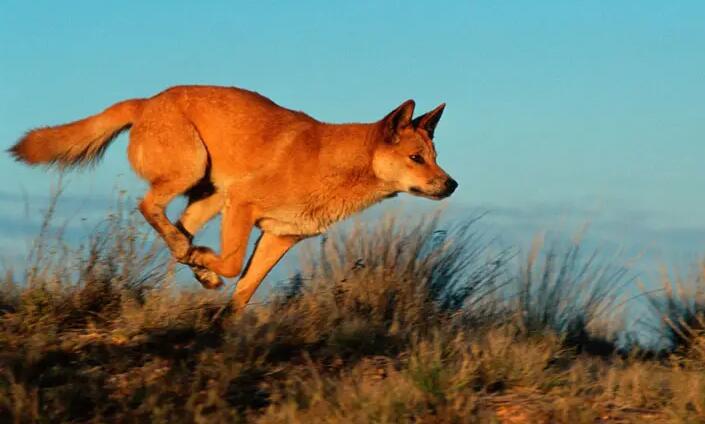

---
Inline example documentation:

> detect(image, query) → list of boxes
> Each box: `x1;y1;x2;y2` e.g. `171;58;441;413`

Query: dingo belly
255;215;329;237
254;202;351;237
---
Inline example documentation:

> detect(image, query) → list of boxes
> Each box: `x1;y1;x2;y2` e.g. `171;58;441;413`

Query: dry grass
644;262;705;356
1;198;704;423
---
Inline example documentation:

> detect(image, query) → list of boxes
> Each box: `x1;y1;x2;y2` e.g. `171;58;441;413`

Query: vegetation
1;198;704;423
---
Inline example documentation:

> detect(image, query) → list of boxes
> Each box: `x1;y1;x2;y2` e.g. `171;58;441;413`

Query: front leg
186;202;254;288
232;232;301;310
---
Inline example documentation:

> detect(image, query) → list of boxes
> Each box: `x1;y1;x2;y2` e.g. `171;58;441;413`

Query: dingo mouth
409;187;450;200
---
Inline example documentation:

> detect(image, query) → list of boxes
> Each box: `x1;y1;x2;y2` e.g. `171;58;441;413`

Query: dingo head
373;100;458;199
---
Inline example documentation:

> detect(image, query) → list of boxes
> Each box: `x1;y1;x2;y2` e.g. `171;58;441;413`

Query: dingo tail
8;98;144;168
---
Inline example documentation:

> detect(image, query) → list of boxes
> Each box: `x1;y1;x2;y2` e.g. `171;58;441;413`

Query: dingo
9;85;457;309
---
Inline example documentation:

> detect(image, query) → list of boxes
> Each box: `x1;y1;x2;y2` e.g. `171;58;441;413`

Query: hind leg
175;190;226;288
139;185;192;260
128;108;208;261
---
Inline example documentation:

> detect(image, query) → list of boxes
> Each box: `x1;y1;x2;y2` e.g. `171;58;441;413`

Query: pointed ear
412;103;445;139
382;99;415;141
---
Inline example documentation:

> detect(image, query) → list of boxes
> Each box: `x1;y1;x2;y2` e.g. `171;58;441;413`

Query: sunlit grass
1;195;704;422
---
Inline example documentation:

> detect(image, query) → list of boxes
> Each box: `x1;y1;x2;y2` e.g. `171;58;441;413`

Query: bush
644;260;705;356
513;234;632;355
1;196;704;422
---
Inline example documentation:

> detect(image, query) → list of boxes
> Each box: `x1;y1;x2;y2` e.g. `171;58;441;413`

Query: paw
192;266;224;289
182;245;216;266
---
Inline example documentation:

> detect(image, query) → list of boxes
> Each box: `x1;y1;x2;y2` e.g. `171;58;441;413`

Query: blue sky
1;1;704;281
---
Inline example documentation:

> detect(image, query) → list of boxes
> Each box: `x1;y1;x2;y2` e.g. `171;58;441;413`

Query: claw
192;266;224;289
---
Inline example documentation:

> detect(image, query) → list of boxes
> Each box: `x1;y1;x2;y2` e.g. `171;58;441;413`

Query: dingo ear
382;99;415;142
412;103;445;139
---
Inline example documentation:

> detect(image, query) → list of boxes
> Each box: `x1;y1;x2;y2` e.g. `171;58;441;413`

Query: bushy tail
8;98;145;168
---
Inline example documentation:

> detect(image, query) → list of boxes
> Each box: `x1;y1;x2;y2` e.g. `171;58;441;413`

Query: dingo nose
444;177;458;195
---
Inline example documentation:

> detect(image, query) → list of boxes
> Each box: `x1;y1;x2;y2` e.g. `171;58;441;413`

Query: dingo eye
409;154;425;164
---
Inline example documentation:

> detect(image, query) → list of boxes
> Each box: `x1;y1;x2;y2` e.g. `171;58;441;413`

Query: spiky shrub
643;260;705;356
269;213;513;357
512;234;632;354
0;191;233;423
6;193;696;423
6;190;170;335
